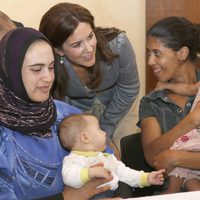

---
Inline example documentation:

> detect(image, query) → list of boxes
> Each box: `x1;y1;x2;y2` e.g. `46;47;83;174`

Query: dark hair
39;3;121;100
194;23;200;54
147;16;199;61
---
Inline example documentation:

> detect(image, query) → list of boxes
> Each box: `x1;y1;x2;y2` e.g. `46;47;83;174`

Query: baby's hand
88;166;112;180
154;81;168;91
147;169;165;185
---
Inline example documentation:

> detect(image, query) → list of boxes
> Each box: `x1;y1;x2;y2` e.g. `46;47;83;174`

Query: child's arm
155;81;200;96
62;161;112;188
147;169;165;185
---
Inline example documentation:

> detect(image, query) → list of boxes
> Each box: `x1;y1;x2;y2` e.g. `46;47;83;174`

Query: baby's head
59;113;107;152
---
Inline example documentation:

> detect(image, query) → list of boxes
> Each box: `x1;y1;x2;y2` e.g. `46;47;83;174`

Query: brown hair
58;113;95;150
39;3;121;100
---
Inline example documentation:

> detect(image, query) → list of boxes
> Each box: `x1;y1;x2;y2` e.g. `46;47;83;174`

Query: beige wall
0;0;145;138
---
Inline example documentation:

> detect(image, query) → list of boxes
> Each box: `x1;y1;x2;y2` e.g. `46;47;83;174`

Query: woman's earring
60;56;64;64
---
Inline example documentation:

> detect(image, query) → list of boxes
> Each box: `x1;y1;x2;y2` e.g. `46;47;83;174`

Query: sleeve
0;136;66;200
62;155;89;188
0;134;18;200
1;163;64;200
137;96;156;128
109;155;150;188
100;33;140;139
0;168;17;200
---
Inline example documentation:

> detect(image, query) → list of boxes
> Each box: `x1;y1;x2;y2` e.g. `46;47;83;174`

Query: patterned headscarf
0;27;57;137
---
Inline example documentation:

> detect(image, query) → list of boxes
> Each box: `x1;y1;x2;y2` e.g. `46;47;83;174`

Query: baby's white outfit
62;151;149;190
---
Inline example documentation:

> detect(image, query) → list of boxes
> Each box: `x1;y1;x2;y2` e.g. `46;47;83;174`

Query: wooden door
146;0;200;93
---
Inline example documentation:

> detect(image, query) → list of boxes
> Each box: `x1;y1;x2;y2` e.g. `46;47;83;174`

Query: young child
155;81;200;193
58;113;164;198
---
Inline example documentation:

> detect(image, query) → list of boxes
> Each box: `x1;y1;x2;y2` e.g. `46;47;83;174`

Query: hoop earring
60;56;64;64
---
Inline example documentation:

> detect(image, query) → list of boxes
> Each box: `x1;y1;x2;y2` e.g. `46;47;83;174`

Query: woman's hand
62;178;113;200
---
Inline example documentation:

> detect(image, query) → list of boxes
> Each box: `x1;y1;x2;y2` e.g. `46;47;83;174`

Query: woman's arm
141;101;200;166
153;150;200;173
100;33;140;139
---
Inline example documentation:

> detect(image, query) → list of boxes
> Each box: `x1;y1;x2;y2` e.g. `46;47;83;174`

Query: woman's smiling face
59;22;97;68
147;36;181;82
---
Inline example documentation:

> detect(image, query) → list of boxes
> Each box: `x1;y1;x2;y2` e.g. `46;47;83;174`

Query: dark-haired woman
39;3;140;158
138;16;200;193
0;27;120;200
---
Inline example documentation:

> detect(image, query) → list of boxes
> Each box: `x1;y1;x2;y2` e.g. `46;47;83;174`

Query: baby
58;113;164;198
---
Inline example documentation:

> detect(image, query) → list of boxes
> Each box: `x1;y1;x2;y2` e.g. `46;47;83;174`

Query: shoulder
139;90;164;112
108;32;132;53
54;100;81;122
140;90;163;103
110;32;129;43
54;100;81;113
137;90;167;127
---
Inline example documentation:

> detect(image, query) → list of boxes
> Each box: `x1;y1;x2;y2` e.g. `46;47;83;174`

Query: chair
115;133;157;198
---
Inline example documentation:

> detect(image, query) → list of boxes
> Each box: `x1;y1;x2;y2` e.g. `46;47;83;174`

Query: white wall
0;0;146;143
